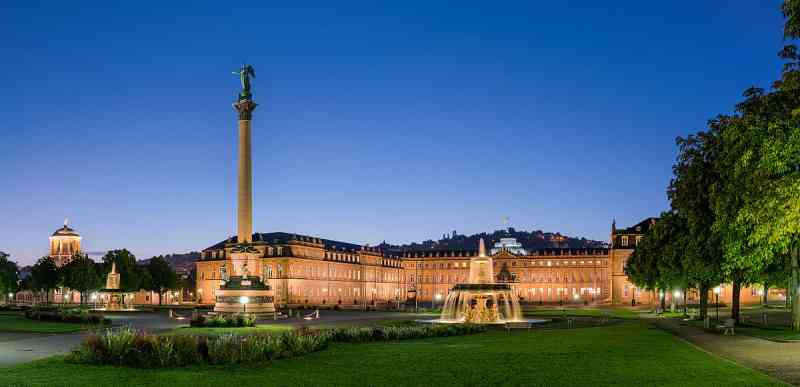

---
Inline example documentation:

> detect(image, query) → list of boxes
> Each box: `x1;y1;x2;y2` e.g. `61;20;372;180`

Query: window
621;236;629;246
635;236;642;245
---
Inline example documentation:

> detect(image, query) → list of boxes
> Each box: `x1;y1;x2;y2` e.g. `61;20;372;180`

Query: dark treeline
10;249;181;306
382;228;606;252
626;1;800;329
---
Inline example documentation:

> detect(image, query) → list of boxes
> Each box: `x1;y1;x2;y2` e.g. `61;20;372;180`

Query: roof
614;218;657;235
203;232;364;253
51;225;80;237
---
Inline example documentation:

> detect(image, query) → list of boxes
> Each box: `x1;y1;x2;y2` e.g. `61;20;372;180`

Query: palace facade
196;218;779;309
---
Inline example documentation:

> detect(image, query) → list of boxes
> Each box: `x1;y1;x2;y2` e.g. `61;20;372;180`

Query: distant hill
380;228;607;252
140;252;200;276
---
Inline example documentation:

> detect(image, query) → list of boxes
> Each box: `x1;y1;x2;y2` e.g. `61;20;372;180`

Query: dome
52;224;80;237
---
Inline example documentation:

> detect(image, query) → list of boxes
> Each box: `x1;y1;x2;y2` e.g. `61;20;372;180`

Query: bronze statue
233;64;256;95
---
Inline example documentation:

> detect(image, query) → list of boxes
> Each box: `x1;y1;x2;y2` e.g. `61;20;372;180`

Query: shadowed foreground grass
0;312;84;334
523;307;640;319
168;324;295;336
0;322;780;387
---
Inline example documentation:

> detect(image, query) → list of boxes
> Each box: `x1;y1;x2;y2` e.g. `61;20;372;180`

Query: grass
522;307;640;319
169;324;295;336
0;312;84;334
0;322;781;386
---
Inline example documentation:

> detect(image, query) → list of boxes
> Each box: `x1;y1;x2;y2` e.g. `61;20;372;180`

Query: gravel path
652;317;800;386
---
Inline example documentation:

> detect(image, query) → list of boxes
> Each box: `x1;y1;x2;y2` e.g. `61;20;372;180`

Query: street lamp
240;296;249;314
713;286;721;321
434;293;443;309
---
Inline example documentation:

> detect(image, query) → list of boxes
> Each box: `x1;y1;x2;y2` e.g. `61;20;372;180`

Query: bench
505;321;532;333
168;309;189;320
303;309;320;320
717;318;735;335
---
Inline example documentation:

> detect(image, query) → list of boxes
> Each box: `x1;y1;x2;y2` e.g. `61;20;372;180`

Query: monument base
213;276;275;315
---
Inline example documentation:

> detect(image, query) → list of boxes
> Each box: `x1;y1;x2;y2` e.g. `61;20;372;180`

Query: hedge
70;324;485;367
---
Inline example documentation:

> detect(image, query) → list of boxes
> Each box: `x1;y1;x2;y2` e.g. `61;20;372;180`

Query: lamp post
434;293;443;309
713;286;720;322
240;296;249;314
673;290;682;314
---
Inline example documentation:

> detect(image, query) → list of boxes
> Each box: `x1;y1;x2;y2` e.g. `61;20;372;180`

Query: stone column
234;99;257;244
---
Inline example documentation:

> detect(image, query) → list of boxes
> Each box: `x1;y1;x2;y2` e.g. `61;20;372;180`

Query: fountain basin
417;318;549;325
440;283;524;324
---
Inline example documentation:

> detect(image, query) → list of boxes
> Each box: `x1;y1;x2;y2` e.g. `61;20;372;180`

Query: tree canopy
145;256;178;305
0;253;19;297
62;254;102;303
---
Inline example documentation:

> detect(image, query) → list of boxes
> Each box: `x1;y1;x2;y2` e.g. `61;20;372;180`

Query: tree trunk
731;278;741;324
683;290;687;314
660;289;666;311
699;283;709;320
792;243;800;332
762;283;769;306
670;289;676;313
159;291;163;306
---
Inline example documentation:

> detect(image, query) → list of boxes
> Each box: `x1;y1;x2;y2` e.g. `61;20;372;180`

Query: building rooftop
614;218;657;236
51;225;80;237
203;232;366;253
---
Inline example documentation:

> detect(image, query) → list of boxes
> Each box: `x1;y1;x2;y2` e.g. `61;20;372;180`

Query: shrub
72;323;484;368
191;313;255;328
25;307;109;325
207;334;240;364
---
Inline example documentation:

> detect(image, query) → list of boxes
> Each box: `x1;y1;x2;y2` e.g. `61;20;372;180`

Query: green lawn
0;322;780;386
523;307;640;319
0;312;84;334
169;324;295;336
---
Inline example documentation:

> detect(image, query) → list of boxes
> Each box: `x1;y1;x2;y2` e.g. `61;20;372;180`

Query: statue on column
233;64;256;98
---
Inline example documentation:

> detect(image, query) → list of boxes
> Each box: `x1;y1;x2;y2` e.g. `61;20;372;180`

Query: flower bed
70;324;485;367
189;313;255;328
25;308;109;325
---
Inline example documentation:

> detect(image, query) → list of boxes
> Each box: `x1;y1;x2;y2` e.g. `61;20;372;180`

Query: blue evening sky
0;1;786;265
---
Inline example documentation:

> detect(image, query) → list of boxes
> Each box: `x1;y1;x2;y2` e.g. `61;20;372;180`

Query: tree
0;253;18;302
62;254;101;304
30;257;59;304
626;212;689;312
146;256;178;305
102;249;141;292
181;272;196;301
669;128;725;320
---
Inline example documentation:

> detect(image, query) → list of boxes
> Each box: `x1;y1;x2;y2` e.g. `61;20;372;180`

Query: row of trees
0;253;19;301
24;249;180;305
626;1;800;329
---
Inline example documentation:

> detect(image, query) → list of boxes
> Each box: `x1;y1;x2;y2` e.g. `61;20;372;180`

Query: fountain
432;238;543;325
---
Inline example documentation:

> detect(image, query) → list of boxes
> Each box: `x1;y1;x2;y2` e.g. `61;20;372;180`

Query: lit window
621;236;629;246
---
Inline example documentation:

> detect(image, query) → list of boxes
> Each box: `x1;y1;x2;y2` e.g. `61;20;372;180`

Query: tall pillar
234;99;257;243
215;65;274;315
